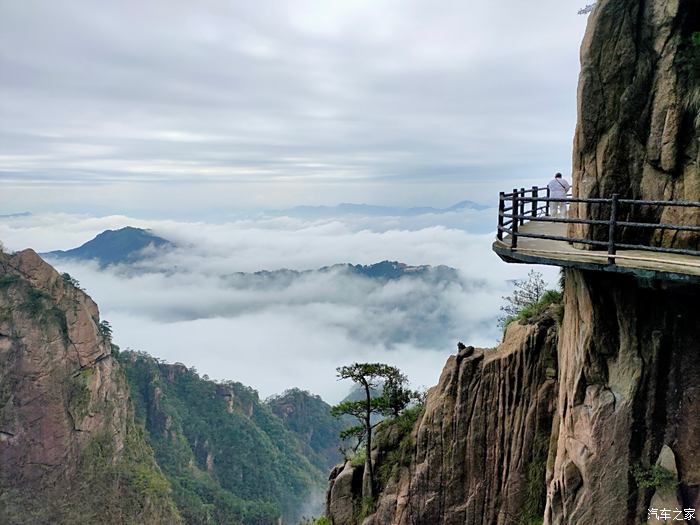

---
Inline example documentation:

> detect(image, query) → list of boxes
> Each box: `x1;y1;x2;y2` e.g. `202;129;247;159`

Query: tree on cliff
331;363;415;499
498;270;547;328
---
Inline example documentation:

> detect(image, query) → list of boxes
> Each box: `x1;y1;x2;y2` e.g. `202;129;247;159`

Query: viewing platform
492;187;700;284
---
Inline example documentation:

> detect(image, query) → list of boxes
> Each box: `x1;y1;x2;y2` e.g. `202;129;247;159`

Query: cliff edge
0;249;180;523
327;309;559;524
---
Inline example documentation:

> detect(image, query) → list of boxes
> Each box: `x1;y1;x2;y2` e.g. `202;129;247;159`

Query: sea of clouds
0;208;558;402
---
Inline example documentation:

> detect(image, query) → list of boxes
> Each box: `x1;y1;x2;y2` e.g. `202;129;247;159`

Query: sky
1;0;588;216
0;1;585;400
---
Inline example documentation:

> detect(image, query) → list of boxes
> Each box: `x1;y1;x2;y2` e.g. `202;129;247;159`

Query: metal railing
497;187;700;264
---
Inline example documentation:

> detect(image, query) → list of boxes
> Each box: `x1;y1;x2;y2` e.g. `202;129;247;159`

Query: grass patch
9;278;71;344
392;405;423;434
376;406;423;486
517;431;549;525
22;288;48;317
356;496;376;522
350;448;366;468
69;369;94;421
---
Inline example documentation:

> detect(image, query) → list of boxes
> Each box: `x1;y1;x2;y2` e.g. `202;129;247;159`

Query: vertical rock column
569;0;699;249
545;269;700;525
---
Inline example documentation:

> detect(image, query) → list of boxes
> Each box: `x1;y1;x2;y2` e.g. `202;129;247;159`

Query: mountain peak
42;226;173;267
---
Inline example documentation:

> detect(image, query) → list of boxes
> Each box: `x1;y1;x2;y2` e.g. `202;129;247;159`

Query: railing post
608;193;619;265
497;192;505;241
511;188;519;249
520;187;526;225
531;186;538;218
546;187;550;216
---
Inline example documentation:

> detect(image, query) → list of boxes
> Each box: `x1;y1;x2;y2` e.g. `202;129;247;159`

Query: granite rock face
569;0;700;249
545;270;700;525
547;1;700;522
327;311;559;525
0;249;179;523
0;250;126;484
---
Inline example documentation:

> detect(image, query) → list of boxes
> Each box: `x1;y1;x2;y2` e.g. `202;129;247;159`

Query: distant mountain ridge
0;212;32;218
42;226;458;283
42;226;173;267
272;199;489;218
237;260;459;283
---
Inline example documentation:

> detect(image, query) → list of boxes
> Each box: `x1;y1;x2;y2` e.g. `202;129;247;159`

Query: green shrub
677;32;700;77
61;272;81;289
393;405;423;434
503;289;563;332
351;448;366;468
69;369;94;420
376;406;423;486
632;464;677;490
22;288;47;317
0;274;19;290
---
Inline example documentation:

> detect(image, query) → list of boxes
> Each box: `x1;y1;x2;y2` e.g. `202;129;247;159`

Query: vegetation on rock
499;270;563;330
267;388;347;471
0;250;181;525
331;363;419;506
120;351;328;524
632;464;678;491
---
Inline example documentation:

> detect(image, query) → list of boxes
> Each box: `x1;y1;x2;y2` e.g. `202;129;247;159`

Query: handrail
496;186;700;263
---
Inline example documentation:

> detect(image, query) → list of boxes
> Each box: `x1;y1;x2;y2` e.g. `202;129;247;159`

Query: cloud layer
1;211;559;402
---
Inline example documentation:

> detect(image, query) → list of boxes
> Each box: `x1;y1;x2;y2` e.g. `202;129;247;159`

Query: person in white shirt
547;172;571;218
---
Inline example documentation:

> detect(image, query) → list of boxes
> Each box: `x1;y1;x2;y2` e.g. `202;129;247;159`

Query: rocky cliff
570;0;699;248
545;270;699;525
547;1;700;523
0;249;180;524
326;2;699;524
327;310;559;524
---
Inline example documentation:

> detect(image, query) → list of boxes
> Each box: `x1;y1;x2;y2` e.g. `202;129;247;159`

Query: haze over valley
0;206;558;402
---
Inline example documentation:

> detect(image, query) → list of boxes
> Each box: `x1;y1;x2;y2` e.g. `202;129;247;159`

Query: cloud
0;211;560;402
0;0;587;215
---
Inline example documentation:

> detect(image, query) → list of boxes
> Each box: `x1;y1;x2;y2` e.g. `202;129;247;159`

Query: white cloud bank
0;211;559;402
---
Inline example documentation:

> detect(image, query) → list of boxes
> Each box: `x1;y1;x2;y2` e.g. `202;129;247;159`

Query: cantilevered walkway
492;187;700;284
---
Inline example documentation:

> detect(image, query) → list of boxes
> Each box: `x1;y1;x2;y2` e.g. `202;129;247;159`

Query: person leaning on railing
547;172;571;218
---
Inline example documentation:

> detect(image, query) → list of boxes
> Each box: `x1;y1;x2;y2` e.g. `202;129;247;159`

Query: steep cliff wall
545;271;700;525
545;1;700;523
327;310;559;524
0;249;179;523
570;0;700;248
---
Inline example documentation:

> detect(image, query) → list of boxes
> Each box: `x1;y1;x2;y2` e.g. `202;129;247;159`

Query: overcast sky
0;2;581;397
1;1;588;217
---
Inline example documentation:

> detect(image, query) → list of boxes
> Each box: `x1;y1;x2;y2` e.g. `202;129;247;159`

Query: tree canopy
331;363;417;499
